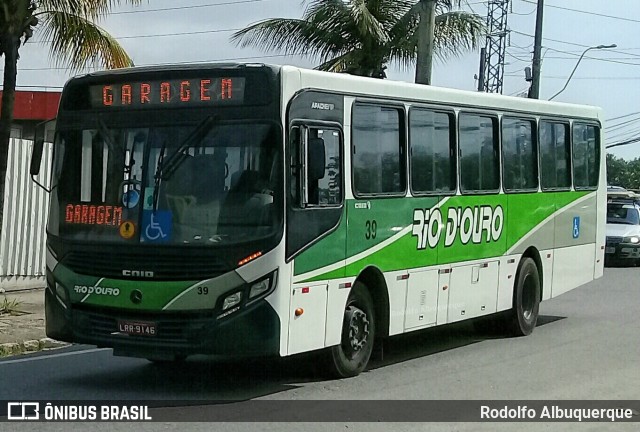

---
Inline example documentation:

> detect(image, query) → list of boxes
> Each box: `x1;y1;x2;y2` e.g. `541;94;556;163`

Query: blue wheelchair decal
141;210;172;242
572;216;580;239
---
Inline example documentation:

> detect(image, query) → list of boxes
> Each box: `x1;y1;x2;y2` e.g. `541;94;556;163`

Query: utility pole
415;0;437;85
529;0;544;99
479;0;510;94
477;48;486;91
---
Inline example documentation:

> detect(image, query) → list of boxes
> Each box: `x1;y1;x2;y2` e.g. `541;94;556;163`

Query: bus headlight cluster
217;270;278;320
247;270;278;303
624;236;640;244
249;278;271;299
222;292;243;311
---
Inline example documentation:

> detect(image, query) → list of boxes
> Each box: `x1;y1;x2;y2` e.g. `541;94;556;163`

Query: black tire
326;284;376;378
508;257;541;336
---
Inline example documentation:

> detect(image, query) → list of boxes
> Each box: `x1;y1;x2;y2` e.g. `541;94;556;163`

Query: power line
608;111;640;122
3;53;308;72
509;41;534;51
108;0;271;15
606;136;640;149
545;56;640;62
507;86;529;96
520;0;640;24
606;116;640;132
510;29;640;59
505;50;530;63
28;27;242;44
504;74;640;80
607;126;640;142
543;47;640;67
510;0;537;16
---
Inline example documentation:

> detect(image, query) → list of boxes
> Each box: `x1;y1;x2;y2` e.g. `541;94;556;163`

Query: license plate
605;247;616;254
117;320;157;336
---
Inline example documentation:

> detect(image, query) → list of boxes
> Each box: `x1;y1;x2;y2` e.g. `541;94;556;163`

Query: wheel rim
521;273;537;321
343;305;370;360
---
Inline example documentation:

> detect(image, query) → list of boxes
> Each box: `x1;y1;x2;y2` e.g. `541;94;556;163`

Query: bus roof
66;62;603;121
281;65;603;122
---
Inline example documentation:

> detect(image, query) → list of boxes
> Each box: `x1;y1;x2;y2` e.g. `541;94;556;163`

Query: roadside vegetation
0;296;26;316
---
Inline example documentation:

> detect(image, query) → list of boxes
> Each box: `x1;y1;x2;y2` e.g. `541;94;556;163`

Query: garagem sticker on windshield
65;204;123;227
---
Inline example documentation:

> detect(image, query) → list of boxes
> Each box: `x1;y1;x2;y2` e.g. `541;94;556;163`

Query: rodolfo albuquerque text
412;205;504;250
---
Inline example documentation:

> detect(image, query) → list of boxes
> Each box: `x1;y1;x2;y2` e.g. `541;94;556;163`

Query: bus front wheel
327;284;375;378
509;257;540;336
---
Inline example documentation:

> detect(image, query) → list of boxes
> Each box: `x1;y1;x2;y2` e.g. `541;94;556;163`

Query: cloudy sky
6;0;640;159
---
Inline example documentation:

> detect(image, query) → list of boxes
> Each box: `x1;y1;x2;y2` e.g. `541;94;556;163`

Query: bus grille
72;307;216;348
61;250;229;280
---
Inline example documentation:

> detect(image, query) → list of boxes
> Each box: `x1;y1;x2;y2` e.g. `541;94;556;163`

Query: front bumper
605;239;640;261
45;285;280;358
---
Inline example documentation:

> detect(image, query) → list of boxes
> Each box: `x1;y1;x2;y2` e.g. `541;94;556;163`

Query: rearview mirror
30;118;55;192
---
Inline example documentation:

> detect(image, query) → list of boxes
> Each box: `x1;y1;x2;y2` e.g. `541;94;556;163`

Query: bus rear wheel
508;257;540;336
327;284;375;378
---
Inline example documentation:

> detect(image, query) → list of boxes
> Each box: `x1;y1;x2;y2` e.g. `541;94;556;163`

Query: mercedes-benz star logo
130;289;143;304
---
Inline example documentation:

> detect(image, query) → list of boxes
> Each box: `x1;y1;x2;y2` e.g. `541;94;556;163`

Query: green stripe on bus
294;191;592;282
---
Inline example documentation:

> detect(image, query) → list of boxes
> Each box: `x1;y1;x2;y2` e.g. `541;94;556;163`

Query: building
0;90;60;290
0;90;61;141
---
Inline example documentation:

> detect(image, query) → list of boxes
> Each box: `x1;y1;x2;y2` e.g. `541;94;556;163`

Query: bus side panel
496;253;521;312
551;193;598;298
503;192;556;306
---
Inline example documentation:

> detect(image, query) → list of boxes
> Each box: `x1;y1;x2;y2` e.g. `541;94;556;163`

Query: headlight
222;292;242;310
249;279;271;299
248;270;278;302
217;270;278;319
624;236;640;244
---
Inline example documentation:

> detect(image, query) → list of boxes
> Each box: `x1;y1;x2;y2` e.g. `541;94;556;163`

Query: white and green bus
32;63;605;377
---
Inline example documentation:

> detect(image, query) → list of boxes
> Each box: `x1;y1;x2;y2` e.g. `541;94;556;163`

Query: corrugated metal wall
0;138;53;290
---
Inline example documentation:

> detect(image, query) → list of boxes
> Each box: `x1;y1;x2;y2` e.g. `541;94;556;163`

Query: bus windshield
50;121;282;246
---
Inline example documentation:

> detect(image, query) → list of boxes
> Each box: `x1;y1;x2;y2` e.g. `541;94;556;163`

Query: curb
0;338;69;358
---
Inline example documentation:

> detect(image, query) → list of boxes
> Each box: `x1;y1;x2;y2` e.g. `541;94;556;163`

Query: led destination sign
66;204;123;226
89;77;246;108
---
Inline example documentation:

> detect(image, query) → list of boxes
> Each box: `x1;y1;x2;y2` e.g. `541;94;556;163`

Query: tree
606;153;628;188
231;0;484;80
415;0;436;84
0;0;141;235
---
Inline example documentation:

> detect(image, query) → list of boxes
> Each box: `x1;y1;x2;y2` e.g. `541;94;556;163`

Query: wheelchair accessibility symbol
572;216;580;239
141;210;172;242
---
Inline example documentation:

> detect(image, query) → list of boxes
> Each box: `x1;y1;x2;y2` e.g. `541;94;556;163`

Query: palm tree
231;0;484;79
0;0;141;235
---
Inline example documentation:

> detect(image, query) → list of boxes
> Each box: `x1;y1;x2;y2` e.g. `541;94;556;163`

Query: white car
605;199;640;265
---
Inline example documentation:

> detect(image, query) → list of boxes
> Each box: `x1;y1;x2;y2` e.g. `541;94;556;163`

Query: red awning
0;90;61;120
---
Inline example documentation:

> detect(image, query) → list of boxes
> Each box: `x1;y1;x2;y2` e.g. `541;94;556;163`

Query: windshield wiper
160;115;220;181
150;115;220;211
152;139;167;212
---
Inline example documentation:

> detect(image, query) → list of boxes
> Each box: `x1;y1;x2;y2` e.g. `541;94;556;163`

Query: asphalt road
1;267;639;431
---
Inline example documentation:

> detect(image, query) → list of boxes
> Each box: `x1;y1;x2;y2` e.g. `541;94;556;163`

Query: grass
0;296;27;316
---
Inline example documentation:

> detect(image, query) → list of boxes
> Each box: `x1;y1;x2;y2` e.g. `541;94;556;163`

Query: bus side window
290;125;342;208
308;128;341;206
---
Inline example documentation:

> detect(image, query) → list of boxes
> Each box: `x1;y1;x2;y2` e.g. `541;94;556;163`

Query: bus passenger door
287;121;346;354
